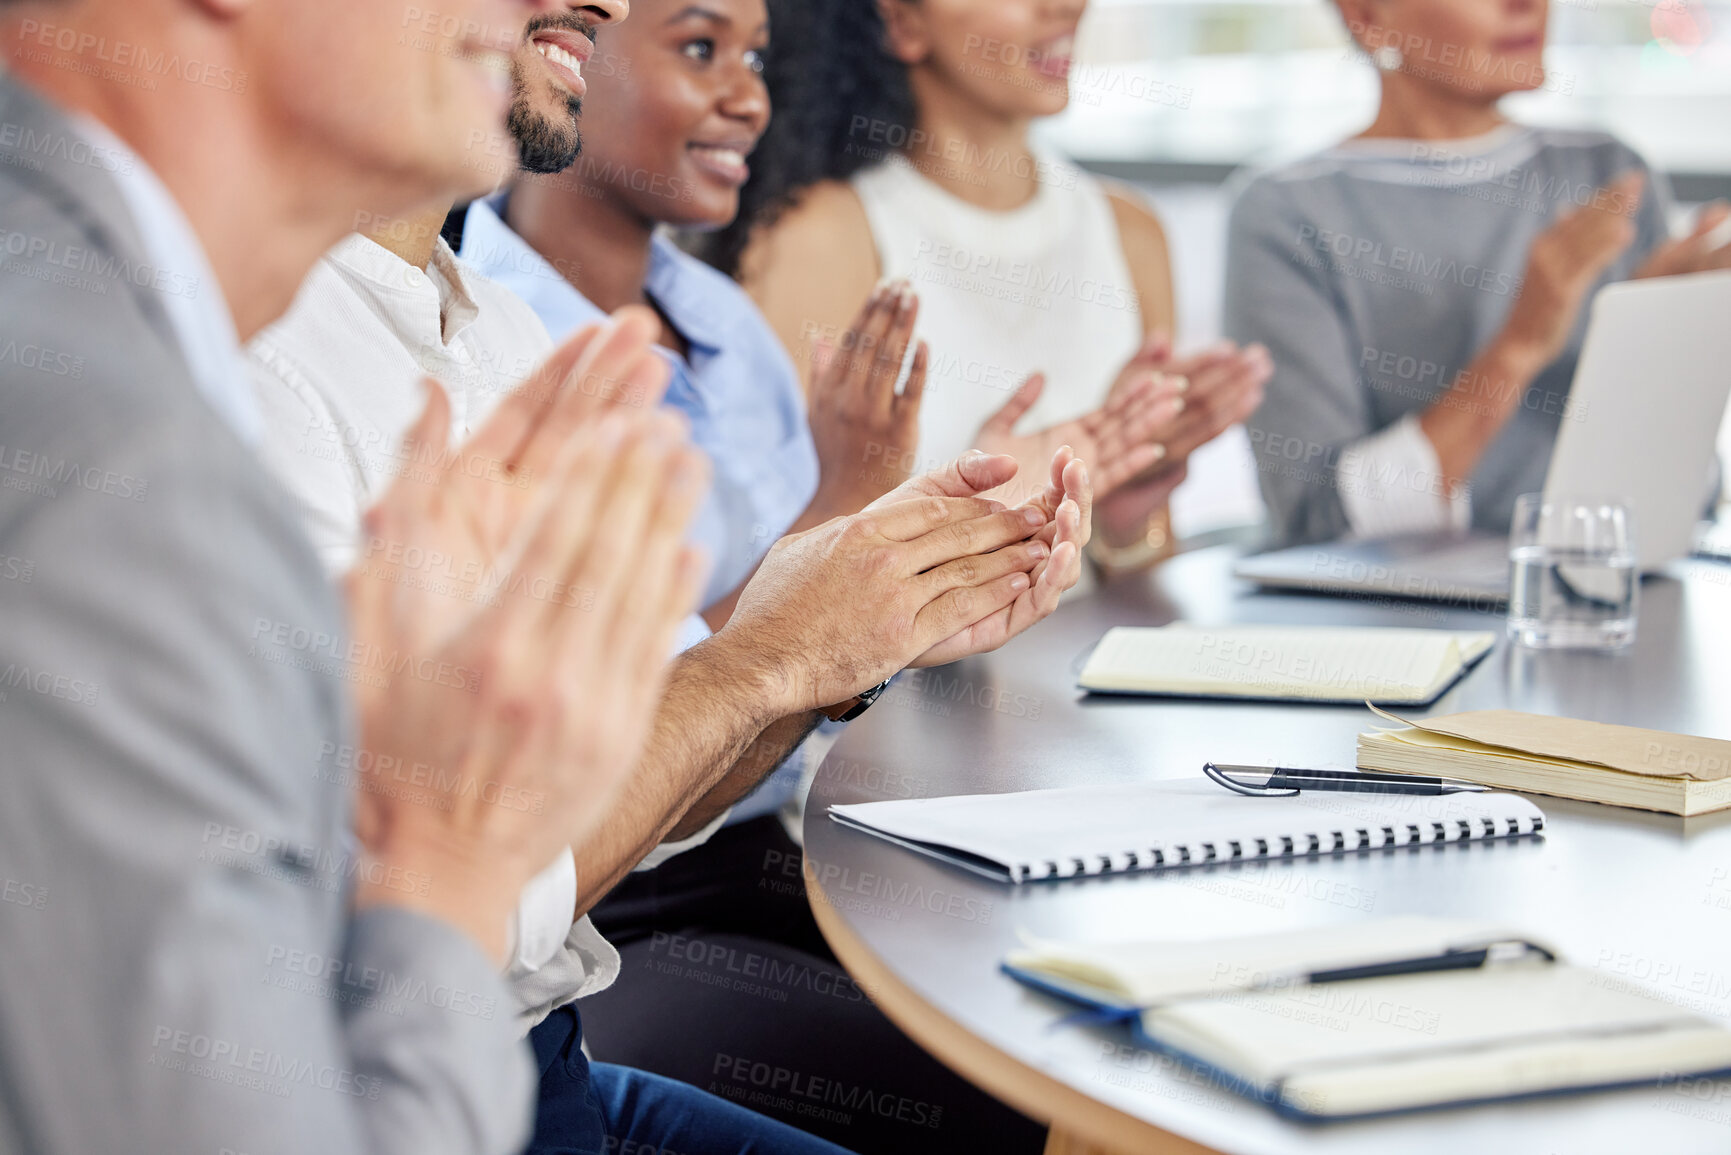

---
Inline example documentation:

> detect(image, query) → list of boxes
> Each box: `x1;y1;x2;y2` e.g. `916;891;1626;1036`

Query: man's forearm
570;633;811;913
666;710;822;838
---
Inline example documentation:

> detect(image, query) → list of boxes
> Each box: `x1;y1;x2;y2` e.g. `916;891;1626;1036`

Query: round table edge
805;872;1224;1155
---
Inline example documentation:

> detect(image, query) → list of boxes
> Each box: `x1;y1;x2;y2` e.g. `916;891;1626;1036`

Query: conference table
801;543;1731;1155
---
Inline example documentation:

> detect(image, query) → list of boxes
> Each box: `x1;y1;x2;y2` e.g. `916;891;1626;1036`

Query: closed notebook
1078;625;1496;706
827;779;1544;884
1358;706;1731;816
1002;917;1731;1121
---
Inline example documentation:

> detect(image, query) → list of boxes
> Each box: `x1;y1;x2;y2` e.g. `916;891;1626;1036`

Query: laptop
1235;269;1731;605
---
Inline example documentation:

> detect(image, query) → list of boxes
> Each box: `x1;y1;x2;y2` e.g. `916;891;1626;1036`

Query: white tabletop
803;546;1731;1155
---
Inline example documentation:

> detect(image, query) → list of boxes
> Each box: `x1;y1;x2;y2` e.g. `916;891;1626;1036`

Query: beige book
1078;625;1496;705
1357;706;1731;816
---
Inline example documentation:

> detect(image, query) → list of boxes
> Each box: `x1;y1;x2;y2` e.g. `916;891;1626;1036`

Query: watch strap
821;677;892;723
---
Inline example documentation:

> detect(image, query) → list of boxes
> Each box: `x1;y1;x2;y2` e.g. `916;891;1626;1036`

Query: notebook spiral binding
1010;813;1544;883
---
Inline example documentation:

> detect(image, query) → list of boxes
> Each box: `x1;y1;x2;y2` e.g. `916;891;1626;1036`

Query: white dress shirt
247;233;722;1029
1336;413;1472;538
82;115;622;1010
246;234;551;569
72;113;259;445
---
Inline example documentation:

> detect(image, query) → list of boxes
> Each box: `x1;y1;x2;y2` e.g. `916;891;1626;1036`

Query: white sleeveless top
851;146;1145;464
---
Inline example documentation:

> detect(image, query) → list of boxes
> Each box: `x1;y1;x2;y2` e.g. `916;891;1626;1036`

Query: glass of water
1507;494;1638;649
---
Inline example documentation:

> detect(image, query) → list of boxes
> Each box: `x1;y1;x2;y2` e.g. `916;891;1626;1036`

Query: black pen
1204;762;1490;797
1303;939;1555;985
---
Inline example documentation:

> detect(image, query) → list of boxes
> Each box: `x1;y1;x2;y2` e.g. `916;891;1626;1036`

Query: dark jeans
528;1004;856;1155
578;817;1047;1155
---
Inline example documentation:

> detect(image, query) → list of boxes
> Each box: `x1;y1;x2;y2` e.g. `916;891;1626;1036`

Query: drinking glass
1507;494;1638;649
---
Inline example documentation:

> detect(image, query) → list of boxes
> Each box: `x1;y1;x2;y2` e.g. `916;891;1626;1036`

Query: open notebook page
1079;625;1495;702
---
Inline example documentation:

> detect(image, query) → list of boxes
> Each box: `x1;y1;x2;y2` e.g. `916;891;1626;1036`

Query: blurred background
1030;0;1731;538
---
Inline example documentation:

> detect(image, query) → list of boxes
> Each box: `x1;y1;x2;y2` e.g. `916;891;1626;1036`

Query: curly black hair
692;0;915;278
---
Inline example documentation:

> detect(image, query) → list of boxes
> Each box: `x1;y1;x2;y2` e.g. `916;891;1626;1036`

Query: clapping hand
1093;333;1272;546
806;279;928;514
344;309;708;964
721;441;1092;712
1114;333;1271;468
972;367;1183;506
1497;171;1644;372
882;448;1091;667
1637;199;1731;280
350;306;680;640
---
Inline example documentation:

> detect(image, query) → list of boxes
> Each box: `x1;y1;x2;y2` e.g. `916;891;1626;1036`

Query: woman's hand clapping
805;279;928;517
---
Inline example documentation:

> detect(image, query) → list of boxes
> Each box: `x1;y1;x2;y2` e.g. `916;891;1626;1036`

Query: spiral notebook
827;779;1545;884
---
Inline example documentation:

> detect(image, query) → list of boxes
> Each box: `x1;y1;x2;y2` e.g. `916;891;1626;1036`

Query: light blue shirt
460;197;821;822
460;198;820;611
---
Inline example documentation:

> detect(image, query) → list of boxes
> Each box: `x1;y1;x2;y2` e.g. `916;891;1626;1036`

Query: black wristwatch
820;677;892;723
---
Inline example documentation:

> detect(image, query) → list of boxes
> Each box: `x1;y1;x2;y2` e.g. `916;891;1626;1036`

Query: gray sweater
1225;125;1669;547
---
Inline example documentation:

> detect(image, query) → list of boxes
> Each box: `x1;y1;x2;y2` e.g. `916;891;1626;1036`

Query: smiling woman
715;0;1273;575
464;0;947;628
472;0;827;625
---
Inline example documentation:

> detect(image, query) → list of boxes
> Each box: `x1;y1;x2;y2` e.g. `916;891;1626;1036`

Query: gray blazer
0;74;531;1155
